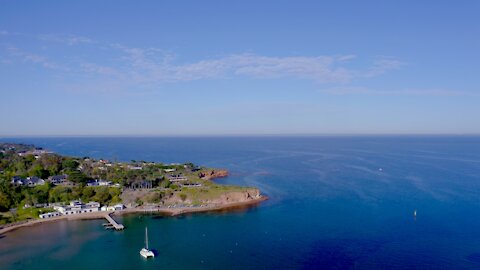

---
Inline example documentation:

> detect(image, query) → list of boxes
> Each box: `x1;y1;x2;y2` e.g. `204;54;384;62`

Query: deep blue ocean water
1;136;480;269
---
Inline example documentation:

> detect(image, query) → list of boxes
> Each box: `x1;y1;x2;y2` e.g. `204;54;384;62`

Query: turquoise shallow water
1;136;480;269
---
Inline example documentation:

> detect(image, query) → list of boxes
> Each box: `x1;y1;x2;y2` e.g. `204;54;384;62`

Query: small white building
113;204;125;210
104;204;125;211
87;179;112;187
86;201;100;208
39;212;61;219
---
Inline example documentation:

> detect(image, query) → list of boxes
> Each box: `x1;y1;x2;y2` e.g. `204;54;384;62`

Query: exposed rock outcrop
198;169;229;180
162;188;261;206
208;188;261;204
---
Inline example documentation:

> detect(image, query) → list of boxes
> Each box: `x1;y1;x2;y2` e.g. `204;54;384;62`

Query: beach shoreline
0;195;268;236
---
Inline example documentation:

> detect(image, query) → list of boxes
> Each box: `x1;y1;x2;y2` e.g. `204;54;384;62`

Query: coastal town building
53;200;100;215
102;204;126;211
87;179;112;187
168;174;188;182
39;212;61;219
181;182;202;187
127;165;143;170
39;201;126;219
11;176;45;186
48;174;68;185
17;148;53;157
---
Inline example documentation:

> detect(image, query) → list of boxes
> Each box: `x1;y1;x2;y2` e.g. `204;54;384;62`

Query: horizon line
1;133;480;138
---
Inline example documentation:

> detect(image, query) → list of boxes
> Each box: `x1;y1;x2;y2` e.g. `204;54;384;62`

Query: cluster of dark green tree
0;150;83;181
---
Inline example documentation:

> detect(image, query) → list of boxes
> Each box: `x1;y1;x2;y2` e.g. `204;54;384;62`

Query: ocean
1;136;480;269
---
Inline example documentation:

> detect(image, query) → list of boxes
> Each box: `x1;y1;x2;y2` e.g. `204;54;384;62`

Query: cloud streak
320;86;474;96
38;34;94;45
6;46;68;71
1;32;405;93
104;45;399;85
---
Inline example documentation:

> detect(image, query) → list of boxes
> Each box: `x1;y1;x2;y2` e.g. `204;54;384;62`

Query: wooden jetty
103;213;124;230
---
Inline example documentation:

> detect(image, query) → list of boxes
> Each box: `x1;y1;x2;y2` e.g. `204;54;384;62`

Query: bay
1;136;480;269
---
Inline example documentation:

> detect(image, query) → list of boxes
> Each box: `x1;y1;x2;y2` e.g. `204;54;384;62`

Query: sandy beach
0;195;268;236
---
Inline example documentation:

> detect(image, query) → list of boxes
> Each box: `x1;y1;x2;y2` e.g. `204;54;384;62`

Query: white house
104;204;125;211
87;179;112;187
39;212;61;219
54;200;100;215
113;204;125;210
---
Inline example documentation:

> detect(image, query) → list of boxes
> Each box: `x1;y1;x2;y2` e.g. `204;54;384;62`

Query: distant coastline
0;142;267;231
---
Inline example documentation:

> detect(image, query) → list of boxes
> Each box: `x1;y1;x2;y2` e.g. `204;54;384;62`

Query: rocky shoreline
0;195;268;236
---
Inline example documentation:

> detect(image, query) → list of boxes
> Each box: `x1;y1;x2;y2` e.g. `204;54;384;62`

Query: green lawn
0;207;55;225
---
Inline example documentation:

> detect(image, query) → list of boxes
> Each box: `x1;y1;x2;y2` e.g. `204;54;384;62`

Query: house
181;182;202;187
54;200;100;215
127;165;143;170
168;174;188;182
39;212;61;219
164;168;176;173
11;176;25;185
48;174;68;185
87;179;112;187
11;176;45;186
113;204;125;210
103;204;125;211
25;177;45;186
85;201;100;208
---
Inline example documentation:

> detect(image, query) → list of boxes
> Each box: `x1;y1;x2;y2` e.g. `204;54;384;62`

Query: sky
0;1;479;136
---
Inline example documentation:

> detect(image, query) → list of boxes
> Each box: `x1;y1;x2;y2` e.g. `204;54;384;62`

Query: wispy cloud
6;46;68;71
80;63;119;76
103;45;393;85
362;56;404;77
1;31;406;93
320;86;473;96
38;34;94;45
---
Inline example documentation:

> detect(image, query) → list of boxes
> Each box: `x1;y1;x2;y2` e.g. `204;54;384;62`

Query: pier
103;213;124;230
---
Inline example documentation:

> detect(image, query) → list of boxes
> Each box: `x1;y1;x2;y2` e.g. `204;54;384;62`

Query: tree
67;170;88;184
0;191;12;211
82;187;95;199
92;187;111;204
29;164;49;179
38;154;62;175
62;159;79;171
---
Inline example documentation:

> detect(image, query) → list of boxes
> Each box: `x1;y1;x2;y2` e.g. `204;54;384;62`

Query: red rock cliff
198;169;229;180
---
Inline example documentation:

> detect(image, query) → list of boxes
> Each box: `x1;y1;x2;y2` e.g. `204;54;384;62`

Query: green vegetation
0;207;54;225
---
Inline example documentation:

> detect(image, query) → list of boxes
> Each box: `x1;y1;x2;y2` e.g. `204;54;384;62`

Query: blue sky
0;1;479;135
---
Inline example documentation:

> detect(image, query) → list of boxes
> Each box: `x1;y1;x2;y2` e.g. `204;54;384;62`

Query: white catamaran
140;227;155;258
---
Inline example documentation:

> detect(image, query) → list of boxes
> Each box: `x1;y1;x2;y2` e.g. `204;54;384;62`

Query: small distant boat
140;227;155;258
413;210;417;217
378;168;383;172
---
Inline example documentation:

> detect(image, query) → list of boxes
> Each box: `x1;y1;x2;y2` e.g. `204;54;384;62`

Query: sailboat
140;227;155;258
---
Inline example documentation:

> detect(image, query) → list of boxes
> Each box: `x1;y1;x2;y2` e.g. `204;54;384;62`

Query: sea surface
1;136;480;269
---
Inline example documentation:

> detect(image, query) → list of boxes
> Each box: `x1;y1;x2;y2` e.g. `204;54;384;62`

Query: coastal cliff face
163;188;261;205
199;169;229;180
208;188;261;204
